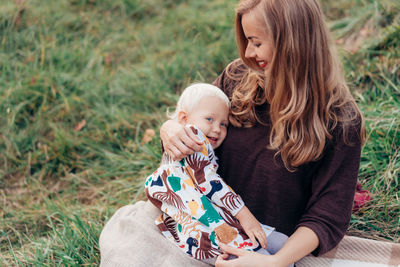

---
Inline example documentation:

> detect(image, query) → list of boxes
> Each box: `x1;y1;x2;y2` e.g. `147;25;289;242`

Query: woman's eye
254;43;261;48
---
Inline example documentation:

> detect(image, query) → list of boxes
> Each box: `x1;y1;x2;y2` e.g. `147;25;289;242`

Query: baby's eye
221;122;227;127
206;117;213;122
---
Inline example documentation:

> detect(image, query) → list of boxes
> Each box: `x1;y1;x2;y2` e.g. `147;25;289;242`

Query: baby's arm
200;170;267;249
186;126;267;248
184;125;244;215
204;171;267;248
195;167;268;248
235;206;268;249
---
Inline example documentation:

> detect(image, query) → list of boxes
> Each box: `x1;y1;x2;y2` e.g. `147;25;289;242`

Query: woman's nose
245;43;255;58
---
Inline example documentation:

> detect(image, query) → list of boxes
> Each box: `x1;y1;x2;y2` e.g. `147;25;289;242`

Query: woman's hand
160;119;203;160
216;227;318;267
215;243;285;267
216;225;318;267
235;206;267;249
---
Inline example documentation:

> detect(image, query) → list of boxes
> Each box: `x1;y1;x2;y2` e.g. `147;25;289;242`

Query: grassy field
1;0;399;265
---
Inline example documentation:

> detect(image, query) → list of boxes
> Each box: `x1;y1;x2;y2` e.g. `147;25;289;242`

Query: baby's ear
177;110;188;124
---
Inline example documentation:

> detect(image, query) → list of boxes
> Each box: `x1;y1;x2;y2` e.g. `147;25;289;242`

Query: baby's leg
265;230;295;267
254;247;271;256
201;231;294;266
266;230;288;254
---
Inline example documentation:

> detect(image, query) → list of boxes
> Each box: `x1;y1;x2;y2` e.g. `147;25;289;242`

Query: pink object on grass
352;182;372;212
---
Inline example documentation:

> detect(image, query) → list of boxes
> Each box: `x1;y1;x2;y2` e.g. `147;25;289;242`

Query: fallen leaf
142;128;155;143
104;53;113;66
74;119;86;131
336;38;344;45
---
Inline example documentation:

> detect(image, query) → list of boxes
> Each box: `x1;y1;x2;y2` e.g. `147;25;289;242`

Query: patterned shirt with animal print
145;125;274;260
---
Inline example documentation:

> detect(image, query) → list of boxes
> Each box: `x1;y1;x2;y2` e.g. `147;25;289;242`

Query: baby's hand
235;206;267;249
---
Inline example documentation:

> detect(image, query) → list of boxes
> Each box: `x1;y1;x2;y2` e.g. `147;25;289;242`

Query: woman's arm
160;119;203;160
215;226;318;267
273;226;319;265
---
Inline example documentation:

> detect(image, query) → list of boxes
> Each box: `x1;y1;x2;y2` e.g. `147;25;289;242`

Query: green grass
1;0;399;265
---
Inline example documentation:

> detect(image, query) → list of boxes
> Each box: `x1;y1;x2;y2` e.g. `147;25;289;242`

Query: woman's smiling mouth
258;60;267;68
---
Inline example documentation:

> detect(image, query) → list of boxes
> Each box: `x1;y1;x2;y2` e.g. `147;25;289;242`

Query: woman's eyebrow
247;36;259;40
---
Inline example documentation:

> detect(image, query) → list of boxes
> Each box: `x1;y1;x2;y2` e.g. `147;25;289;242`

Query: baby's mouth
207;136;218;144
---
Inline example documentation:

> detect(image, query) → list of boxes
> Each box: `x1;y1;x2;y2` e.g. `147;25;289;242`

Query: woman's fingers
219;243;246;257
216;244;248;267
160;120;204;160
172;136;195;157
169;130;202;160
165;145;185;161
183;126;203;148
218;253;229;260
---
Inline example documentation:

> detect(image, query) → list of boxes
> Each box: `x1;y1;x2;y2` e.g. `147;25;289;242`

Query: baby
145;83;288;264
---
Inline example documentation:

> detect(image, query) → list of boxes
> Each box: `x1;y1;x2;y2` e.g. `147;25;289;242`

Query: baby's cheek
221;131;227;141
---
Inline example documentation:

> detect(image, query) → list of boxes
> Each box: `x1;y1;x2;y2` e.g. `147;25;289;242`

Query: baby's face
186;96;229;149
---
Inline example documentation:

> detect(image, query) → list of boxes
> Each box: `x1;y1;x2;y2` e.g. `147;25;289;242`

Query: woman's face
241;12;274;73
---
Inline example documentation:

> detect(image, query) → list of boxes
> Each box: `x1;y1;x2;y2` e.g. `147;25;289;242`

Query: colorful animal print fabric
145;125;274;260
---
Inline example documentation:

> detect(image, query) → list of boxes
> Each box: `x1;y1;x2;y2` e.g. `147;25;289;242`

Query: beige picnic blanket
99;201;400;267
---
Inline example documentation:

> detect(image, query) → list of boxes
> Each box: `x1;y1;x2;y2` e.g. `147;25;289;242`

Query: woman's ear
177;110;188;124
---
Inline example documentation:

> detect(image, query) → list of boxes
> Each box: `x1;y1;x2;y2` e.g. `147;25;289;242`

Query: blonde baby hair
168;83;230;120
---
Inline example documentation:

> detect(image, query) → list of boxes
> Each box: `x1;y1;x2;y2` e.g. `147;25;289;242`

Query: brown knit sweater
213;60;362;256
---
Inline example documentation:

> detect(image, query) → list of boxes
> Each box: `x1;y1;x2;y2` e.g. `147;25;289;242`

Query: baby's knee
267;231;289;254
272;231;289;245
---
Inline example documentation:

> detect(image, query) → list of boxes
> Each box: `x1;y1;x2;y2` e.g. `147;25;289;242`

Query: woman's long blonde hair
230;0;365;170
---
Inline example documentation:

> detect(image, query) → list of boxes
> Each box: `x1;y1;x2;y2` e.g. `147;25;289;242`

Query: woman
160;0;365;266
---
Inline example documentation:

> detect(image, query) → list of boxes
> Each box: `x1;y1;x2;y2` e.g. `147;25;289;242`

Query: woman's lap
99;201;210;267
99;201;294;267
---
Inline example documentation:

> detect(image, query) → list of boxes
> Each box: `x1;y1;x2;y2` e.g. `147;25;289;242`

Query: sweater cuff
296;221;343;256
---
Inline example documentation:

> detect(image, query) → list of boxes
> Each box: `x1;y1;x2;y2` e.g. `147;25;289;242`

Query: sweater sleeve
296;123;362;256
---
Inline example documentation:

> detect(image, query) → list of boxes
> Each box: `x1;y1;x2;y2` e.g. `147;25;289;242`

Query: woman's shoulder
328;112;364;149
225;58;249;75
213;58;249;98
